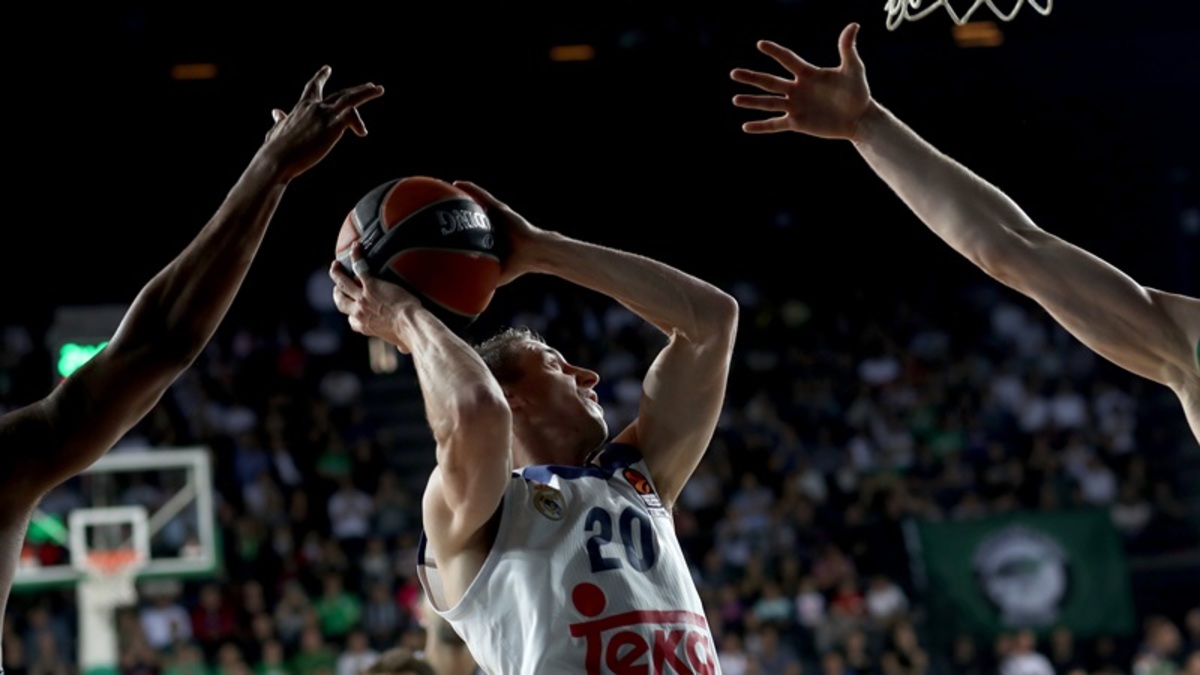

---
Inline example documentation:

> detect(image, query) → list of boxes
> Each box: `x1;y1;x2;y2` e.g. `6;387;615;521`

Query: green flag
907;508;1134;644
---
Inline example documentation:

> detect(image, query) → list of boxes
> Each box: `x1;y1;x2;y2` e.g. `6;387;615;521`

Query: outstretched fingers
330;83;383;137
730;68;792;94
338;107;369;137
301;65;333;103
731;94;788;113
331;83;385;110
838;23;864;72
757;40;817;78
742;117;791;134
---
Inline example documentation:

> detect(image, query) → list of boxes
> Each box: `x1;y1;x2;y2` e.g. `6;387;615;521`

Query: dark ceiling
6;1;1199;328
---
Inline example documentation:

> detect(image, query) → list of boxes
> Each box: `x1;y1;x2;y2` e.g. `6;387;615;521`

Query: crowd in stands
2;268;1198;675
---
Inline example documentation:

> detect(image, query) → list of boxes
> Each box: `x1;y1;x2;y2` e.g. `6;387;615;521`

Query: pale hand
731;23;872;140
453;180;546;287
329;246;420;353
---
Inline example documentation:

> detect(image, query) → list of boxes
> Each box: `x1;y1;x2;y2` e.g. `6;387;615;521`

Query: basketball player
0;66;383;668
730;24;1200;442
329;181;739;674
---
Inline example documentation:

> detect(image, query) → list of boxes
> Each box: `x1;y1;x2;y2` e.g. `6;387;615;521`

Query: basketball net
82;549;145;608
884;0;1052;31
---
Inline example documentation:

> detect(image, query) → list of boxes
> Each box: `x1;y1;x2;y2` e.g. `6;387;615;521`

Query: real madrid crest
532;483;566;521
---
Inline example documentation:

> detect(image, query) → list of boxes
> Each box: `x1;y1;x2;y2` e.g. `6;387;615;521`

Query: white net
884;0;1053;31
82;550;145;609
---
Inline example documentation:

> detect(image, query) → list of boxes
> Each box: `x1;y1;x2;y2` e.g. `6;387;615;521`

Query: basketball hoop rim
83;549;147;576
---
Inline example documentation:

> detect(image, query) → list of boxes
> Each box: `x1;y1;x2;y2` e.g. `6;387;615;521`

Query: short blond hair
359;647;436;675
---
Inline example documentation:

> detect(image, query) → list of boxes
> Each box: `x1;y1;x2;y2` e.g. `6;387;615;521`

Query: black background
5;1;1198;335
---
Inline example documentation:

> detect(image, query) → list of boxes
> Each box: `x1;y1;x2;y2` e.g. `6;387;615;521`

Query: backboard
14;447;219;591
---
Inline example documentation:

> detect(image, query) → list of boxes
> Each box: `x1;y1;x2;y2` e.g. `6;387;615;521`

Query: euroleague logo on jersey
624;469;654;495
624;468;664;511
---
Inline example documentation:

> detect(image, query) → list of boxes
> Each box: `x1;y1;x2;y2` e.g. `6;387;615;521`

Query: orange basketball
337;176;503;330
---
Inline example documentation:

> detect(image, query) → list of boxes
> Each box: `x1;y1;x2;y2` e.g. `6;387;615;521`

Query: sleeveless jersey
418;443;720;675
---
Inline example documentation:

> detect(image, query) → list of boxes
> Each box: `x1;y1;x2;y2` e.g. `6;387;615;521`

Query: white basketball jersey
418;443;721;675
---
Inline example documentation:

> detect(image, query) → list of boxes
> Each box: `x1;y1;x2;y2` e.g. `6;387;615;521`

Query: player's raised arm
455;181;739;508
329;248;512;560
0;66;383;511
731;24;1200;440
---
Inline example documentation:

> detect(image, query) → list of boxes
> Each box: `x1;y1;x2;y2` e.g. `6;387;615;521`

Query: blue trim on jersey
417;443;644;566
521;463;607;482
519;442;643;483
417;529;429;566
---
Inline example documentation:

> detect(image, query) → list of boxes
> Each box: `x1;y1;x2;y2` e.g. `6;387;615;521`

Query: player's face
510;342;608;454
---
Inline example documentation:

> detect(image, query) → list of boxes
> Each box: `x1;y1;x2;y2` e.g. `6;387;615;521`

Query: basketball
336;176;504;330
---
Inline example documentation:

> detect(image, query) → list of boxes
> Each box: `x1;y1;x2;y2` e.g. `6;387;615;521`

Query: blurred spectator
362;582;402;649
215;641;252;674
336;629;378;675
842;628;874;673
1112;482;1155;546
191;582;238;659
751;623;801;674
2;615;27;675
117;608;160;674
830;578;867;622
161;642;209;675
239;580;268;622
1090;635;1124;674
1134;616;1187;675
1184;607;1200;654
360;536;394;593
258;639;290;675
274;580;314;650
718;631;750;675
889;620;931;675
315;572;362;644
819;649;851;675
27;629;72;675
1078;455;1119;506
865;574;909;631
21;603;73;667
1049;377;1089;431
1048;626;1085;674
290;625;339;675
999;629;1054;675
372;471;413;541
947;634;986;675
328;475;374;561
812;545;856;594
139;586;193;652
752;581;794;630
